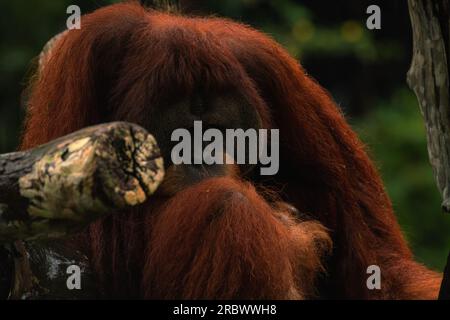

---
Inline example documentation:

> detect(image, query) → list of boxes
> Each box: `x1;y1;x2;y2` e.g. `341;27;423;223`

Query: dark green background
1;0;449;270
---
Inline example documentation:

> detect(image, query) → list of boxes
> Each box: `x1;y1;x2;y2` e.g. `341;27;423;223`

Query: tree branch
0;121;164;241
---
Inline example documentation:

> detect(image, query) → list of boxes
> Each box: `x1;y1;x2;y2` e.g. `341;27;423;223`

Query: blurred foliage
353;89;450;270
0;0;449;270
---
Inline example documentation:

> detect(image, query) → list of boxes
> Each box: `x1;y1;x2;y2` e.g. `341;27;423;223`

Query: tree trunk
407;0;450;300
407;0;450;212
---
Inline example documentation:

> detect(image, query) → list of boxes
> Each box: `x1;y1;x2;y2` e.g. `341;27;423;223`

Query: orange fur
141;177;330;299
21;2;441;299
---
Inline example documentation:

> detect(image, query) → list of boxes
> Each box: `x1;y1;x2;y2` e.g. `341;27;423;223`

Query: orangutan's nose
190;94;207;116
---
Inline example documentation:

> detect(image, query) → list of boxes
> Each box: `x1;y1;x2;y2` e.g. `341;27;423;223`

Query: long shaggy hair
21;2;441;299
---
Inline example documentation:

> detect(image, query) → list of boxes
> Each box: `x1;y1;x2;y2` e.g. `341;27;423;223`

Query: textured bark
407;0;450;300
407;0;450;212
0;121;164;241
